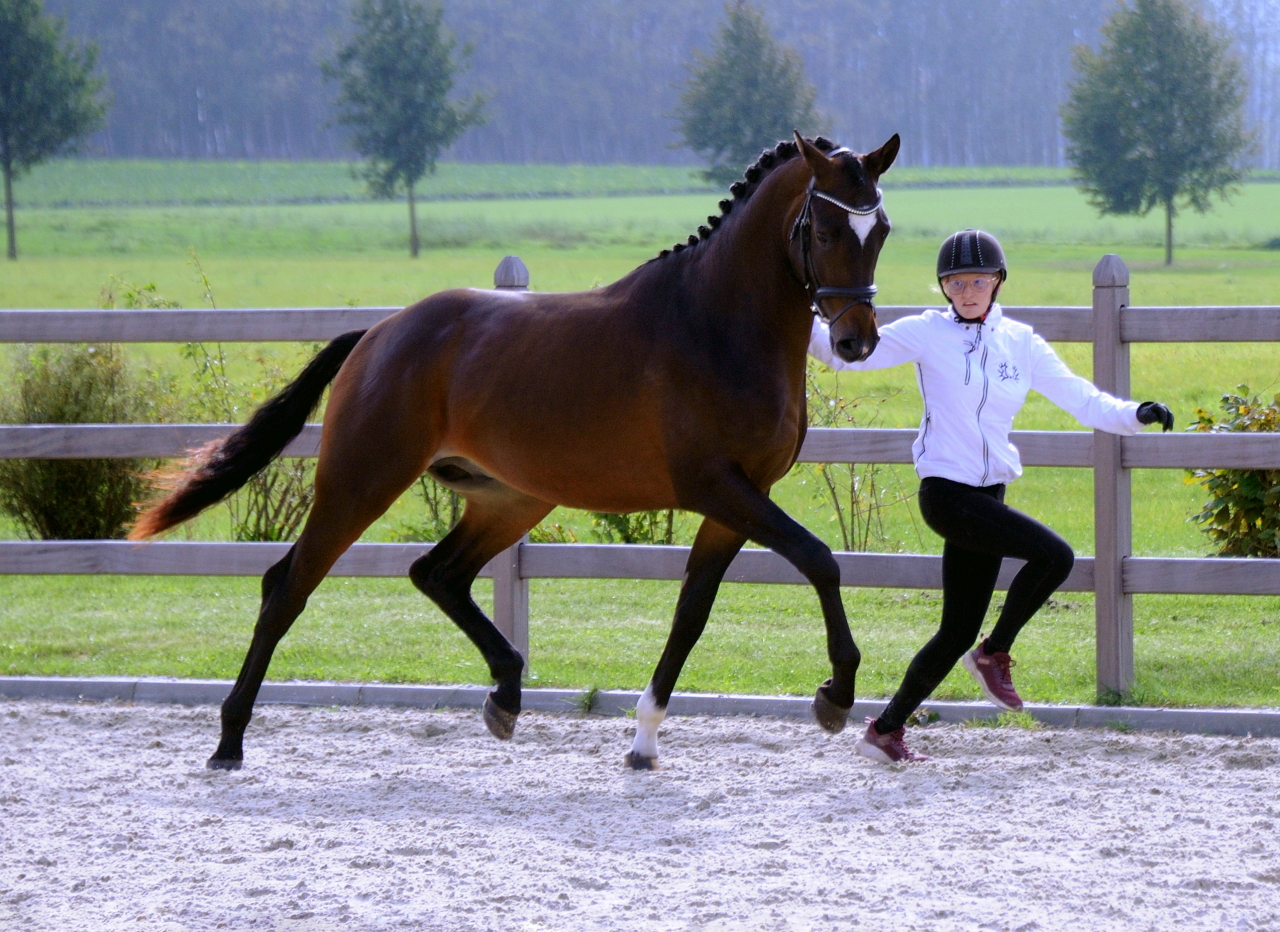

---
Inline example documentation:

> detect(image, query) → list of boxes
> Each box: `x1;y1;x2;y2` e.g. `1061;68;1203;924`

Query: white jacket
808;304;1142;487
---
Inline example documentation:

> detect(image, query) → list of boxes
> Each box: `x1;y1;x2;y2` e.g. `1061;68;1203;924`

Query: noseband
791;176;883;330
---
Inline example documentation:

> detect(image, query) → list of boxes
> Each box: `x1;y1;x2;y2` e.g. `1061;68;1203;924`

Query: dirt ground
2;697;1278;932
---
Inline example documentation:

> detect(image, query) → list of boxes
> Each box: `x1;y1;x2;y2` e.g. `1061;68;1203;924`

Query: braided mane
654;136;840;260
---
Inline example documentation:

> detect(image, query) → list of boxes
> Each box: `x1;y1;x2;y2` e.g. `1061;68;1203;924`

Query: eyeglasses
943;276;998;296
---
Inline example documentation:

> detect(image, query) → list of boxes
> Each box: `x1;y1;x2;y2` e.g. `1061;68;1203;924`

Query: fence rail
4;540;1278;596
4;424;1280;469
5;304;1280;345
1;254;1277;698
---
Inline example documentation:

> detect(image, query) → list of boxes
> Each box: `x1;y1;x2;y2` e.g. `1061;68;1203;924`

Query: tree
324;0;484;257
0;0;106;260
675;1;822;185
1062;0;1252;265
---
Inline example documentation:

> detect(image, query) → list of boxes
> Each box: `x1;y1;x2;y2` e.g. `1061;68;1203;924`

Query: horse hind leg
209;470;424;770
626;518;746;770
409;492;552;740
208;545;311;769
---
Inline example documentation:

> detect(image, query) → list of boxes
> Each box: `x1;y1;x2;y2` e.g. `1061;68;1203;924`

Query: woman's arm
809;315;925;371
1028;334;1142;435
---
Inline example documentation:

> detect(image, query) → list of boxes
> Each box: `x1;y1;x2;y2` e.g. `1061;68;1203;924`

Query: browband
811;188;883;217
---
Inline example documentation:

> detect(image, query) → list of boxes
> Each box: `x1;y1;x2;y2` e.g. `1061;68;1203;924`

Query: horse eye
816;231;831;246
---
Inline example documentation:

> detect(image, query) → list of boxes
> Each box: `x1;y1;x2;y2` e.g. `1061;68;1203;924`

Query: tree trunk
3;155;16;261
1164;196;1173;266
407;181;420;258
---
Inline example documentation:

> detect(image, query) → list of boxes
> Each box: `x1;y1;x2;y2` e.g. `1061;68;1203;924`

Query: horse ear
794;130;837;185
864;133;901;178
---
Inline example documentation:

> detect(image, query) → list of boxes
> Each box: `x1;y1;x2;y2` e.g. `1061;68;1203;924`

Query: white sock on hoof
629;683;666;760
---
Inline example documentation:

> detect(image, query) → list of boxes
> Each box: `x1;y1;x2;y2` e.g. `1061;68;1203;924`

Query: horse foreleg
683;466;860;733
626;518;745;770
409;493;552;740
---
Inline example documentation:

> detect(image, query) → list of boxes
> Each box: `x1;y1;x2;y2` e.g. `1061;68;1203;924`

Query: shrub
98;275;179;312
0;344;158;539
392;478;583;544
217;352;319;543
227;456;315;543
1186;386;1280;557
528;520;578;543
98;263;322;543
800;361;922;552
114;256;322;543
590;509;684;545
391;475;461;543
172;341;320;543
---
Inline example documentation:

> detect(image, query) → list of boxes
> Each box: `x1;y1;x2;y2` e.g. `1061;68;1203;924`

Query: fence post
1092;254;1133;699
494;254;531;290
490;256;531;661
491;535;530;661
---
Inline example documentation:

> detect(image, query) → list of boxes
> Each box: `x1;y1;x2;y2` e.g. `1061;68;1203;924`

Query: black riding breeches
874;476;1075;734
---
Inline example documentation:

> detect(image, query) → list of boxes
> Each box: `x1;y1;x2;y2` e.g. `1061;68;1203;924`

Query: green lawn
2;576;1275;709
13;160;720;208
14;158;1279;210
1;174;1278;707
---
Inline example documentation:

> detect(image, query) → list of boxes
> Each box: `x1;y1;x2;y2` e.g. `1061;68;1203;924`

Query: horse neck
683;162;814;349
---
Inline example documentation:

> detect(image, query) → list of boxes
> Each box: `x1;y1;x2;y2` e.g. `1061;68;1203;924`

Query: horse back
324;284;808;510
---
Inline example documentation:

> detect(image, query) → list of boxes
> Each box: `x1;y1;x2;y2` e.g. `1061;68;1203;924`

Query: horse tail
129;329;368;540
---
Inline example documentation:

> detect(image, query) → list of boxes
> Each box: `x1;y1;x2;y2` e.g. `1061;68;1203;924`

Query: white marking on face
848;210;879;245
628;682;666;761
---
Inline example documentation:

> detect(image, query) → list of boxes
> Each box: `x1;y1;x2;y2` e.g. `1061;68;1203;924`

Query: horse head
790;132;899;363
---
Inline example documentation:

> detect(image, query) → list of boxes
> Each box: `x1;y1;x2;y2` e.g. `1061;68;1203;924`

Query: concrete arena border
2;676;1279;738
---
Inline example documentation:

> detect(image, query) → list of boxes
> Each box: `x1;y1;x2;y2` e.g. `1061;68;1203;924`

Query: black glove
1136;401;1174;432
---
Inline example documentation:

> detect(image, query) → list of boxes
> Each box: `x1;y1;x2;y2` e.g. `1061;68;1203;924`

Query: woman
809;229;1173;763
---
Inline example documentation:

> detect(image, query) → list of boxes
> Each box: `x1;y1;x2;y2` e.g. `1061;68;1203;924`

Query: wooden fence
2;254;1278;699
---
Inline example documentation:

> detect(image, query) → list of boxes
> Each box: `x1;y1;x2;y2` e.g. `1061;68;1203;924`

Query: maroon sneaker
963;642;1024;712
854;718;929;764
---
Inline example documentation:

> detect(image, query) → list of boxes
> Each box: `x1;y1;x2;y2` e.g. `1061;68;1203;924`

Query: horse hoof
812;679;852;734
624;752;658;771
482;695;518;741
206;755;242;772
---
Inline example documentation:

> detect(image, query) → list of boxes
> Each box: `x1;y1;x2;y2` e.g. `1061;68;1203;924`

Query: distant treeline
44;0;1280;168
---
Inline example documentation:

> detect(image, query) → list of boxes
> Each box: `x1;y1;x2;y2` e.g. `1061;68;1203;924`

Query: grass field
13;160;718;207
15;159;1280;209
7;185;1280;306
1;162;1278;708
10;160;1103;209
2;575;1277;708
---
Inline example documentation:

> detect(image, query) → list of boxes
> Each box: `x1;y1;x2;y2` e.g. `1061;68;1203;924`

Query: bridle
791;174;883;330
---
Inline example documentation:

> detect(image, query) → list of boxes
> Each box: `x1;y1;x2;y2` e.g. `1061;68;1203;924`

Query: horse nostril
836;338;859;360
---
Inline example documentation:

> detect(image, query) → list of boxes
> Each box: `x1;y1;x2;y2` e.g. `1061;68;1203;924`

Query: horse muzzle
833;329;879;363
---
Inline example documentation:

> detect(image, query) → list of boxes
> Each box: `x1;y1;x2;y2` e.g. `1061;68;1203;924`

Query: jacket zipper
916;363;930;457
976;324;991;485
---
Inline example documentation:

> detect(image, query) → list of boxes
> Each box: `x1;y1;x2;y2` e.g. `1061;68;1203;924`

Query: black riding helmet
937;229;1006;310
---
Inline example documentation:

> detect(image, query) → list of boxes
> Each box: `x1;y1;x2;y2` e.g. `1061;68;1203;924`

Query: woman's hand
1136;401;1174;432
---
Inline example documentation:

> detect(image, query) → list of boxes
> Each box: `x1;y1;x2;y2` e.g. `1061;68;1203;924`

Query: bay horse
131;132;900;771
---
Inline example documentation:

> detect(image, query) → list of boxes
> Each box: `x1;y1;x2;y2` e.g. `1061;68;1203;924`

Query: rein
791;176;883;330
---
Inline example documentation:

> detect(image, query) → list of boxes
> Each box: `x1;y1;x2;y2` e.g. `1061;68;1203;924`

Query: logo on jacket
997;362;1020;382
